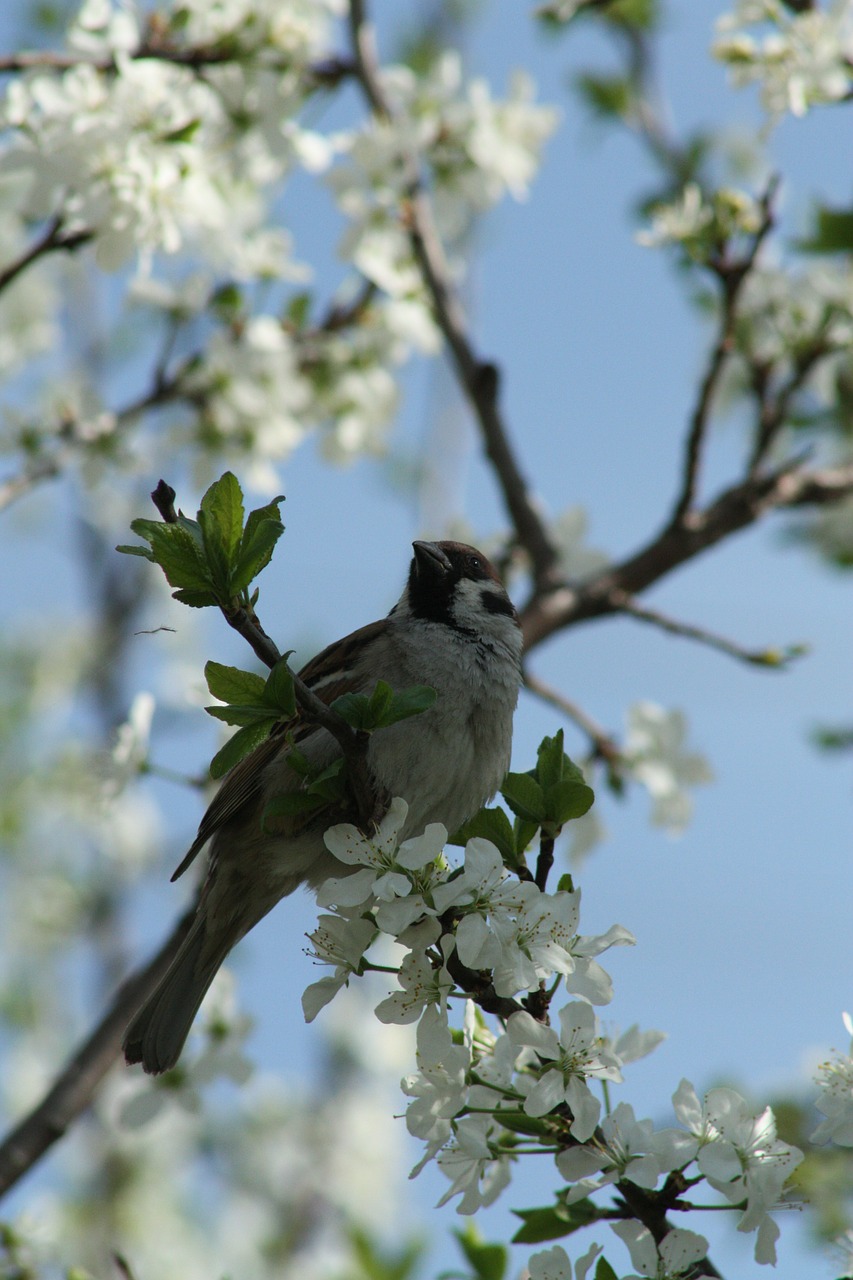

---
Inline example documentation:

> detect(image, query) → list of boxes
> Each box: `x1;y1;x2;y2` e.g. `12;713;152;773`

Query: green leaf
307;758;347;802
115;542;155;560
595;1258;619;1280
286;291;312;329
128;518;212;594
205;703;279;728
263;658;296;718
162;117;201;144
453;1226;507;1280
198;472;243;596
544;776;595;825
330;682;436;732
200;470;244;560
514;817;540;855
384;684;437;725
799;205;853;255
231;496;285;593
449;806;516;863
575;71;633;120
536;730;566;790
172;587;218;608
210;721;271;779
493;1110;556;1137
368;679;395;724
210;283;243;319
205;661;266;705
511;1199;601;1245
330;690;374;731
501;772;546;823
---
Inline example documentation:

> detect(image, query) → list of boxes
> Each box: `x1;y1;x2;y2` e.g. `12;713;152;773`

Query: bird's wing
171;619;388;882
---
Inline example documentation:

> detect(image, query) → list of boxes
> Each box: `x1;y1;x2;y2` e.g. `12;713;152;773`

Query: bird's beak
412;540;453;576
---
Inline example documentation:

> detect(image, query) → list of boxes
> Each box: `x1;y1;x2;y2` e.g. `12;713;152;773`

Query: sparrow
123;540;522;1074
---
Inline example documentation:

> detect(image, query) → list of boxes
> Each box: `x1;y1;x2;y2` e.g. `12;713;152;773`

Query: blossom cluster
715;0;853;119
0;0;559;484
304;796;803;1270
637;184;764;261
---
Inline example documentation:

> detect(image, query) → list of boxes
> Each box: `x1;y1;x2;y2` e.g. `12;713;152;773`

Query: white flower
436;1113;512;1214
668;1079;803;1264
557;1102;686;1203
318;797;445;910
812;1013;853;1146
527;1242;603;1280
624;703;712;833
636;184;713;251
108;690;155;790
402;1006;470;1146
431;836;530;915
548;507;609;581
832;1227;853;1279
186;315;311;464
714;1;853;119
508;1004;622;1139
610;1221;711;1279
374;946;453;1026
462;70;559;202
470;889;577;995
301;914;376;1022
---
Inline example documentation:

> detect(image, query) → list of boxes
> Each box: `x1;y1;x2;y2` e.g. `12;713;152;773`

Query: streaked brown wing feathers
170;618;386;882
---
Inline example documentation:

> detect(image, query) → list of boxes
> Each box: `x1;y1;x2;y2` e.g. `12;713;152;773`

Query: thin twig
0;458;61;513
151;480;380;828
747;341;829;476
0;46;356;79
606;587;806;668
0;216;93;296
523;667;622;768
347;0;560;591
669;177;779;526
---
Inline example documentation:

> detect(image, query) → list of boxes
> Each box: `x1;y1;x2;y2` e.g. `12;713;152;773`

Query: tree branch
523;667;622;772
0;907;196;1199
347;0;560;592
0;215;93;297
606;588;806;668
151;481;380;829
669;178;779;526
520;460;853;650
0;46;355;80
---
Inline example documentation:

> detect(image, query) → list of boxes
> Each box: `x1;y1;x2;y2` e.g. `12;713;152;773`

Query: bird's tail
123;913;233;1075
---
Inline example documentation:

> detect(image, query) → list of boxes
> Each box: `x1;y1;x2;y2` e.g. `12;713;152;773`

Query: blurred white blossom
812;1012;853;1146
624;702;712;833
715;1;853;118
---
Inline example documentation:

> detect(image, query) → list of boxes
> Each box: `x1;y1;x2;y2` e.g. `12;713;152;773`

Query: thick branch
520;461;853;650
347;0;560;591
0;907;195;1199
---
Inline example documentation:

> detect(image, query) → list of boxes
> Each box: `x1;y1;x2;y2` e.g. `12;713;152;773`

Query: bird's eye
466;554;482;573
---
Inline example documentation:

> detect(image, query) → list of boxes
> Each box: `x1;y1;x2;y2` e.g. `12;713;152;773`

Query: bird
123;540;522;1074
